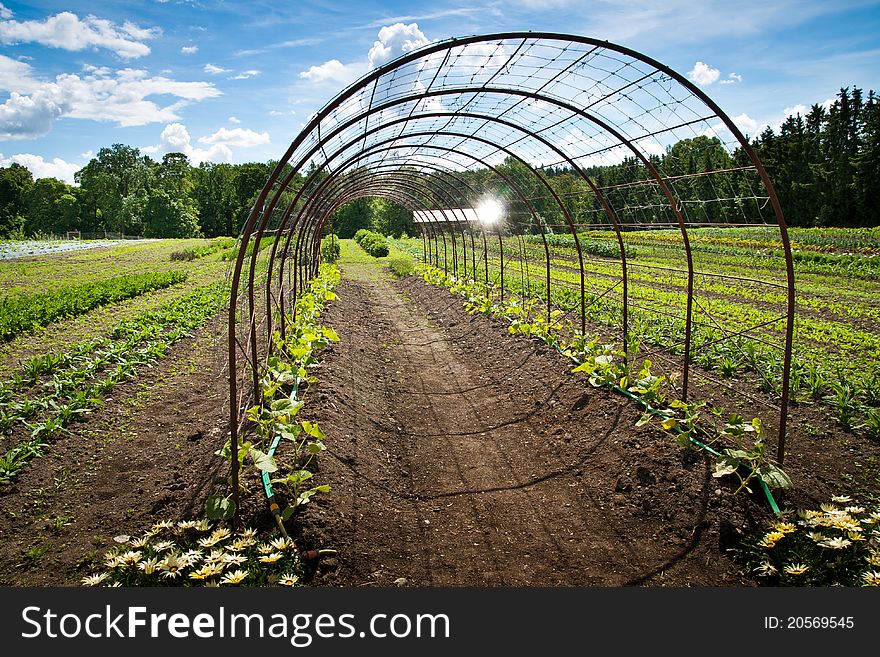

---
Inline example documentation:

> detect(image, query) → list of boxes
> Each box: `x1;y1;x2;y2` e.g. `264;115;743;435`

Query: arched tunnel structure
227;33;795;511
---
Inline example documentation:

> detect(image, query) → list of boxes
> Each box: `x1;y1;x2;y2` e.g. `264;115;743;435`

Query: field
0;229;877;587
0;238;233;584
391;226;880;448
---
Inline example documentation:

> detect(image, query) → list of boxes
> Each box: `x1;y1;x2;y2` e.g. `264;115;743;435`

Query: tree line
0;86;876;240
0;145;280;240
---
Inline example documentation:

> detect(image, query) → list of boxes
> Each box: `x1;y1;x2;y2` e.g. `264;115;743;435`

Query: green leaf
757;463;793;489
301;420;326;439
674;433;692;450
660;417;678;431
308;441;327;454
572;362;594;374
249;447;278;473
713;459;738;478
288;469;314;484
205;494;236;520
271;398;293;412
322;327;340;342
634;413;653;428
280;506;295;521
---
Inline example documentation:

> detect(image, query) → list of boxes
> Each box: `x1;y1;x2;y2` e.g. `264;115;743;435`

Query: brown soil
0;254;876;588
0;318;230;586
290;260;771;586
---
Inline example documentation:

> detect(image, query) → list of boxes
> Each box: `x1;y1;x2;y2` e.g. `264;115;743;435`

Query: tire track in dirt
297;258;757;586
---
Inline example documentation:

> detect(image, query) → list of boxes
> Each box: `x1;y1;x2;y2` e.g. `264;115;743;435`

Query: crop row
171;236;237;261
409;233;880;364
417;264;793;496
0;282;228;484
0;271;188;342
208;263;340;523
354;229;390;257
219;236;275;261
403;236;879;438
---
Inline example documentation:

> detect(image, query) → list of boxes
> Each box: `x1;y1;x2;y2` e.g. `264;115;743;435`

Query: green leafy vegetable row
0;271;188;342
0;282;227;484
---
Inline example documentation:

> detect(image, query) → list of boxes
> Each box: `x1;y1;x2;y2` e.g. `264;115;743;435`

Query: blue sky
1;0;878;184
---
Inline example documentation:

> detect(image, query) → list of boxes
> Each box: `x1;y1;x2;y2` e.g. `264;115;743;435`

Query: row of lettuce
0;283;227;484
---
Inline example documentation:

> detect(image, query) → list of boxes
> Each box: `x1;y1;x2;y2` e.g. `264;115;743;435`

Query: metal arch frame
290;166;485;284
227;33;796;524
291;104;634;327
281;147;551;322
269;139;558;324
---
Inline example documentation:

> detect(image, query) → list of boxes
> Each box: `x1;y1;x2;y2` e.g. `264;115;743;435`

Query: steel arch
227;33;795;523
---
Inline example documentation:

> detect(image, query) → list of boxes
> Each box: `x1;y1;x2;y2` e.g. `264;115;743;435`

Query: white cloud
62;69;220;126
230;69;260;80
771;98;835;131
0;54;35;90
0;4;12;20
366;8;479;27
181;45;198;55
204;63;229;75
783;103;809;119
144;123;233;165
367;23;430;68
730;112;759;137
719;72;742;85
687;61;720;86
783;98;834;119
269;109;296;117
120;21;158;42
705;112;763;142
0;54;221;137
82;63;111;76
234;37;323;57
299;59;365;84
0;91;65;140
197;126;269;147
0;153;81;184
0;10;159;59
297;23;429;88
228;116;241;124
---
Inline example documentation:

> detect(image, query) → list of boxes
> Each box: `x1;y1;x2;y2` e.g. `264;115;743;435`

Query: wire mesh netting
227;33;795;502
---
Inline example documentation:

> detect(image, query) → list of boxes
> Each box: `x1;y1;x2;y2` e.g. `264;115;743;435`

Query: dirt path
295;257;765;586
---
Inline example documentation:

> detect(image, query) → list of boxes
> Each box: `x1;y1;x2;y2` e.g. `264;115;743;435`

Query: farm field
0;238;234;585
0;239;133;260
391;226;880;448
0;230;877;587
